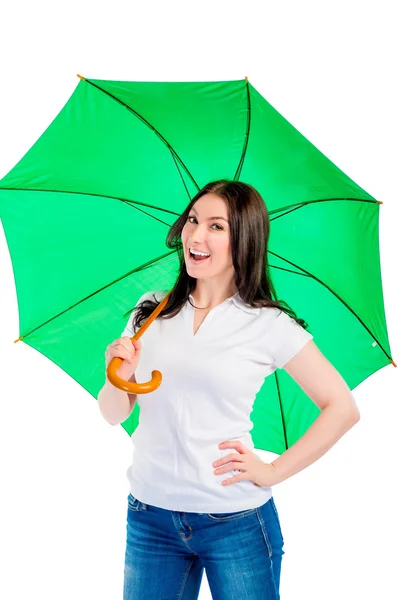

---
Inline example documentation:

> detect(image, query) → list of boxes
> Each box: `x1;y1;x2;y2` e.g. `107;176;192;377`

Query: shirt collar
189;292;260;315
231;292;261;315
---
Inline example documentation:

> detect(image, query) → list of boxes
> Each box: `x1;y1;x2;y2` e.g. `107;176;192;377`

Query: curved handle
107;292;171;394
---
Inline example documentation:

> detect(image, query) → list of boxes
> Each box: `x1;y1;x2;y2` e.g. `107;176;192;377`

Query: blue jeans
123;493;285;599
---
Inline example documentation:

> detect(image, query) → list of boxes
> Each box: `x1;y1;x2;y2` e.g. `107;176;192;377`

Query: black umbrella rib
233;78;251;180
168;150;195;200
0;189;378;224
268;251;393;364
268;196;379;220
82;78;200;197
0;187;181;225
121;200;174;227
15;250;178;341
273;371;289;450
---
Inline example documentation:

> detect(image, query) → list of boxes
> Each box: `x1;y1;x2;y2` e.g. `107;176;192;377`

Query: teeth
190;249;210;257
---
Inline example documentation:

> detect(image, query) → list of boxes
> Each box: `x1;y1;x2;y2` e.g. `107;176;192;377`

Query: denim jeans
123;493;285;599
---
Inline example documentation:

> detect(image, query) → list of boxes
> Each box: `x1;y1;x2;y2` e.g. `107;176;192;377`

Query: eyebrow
191;207;229;222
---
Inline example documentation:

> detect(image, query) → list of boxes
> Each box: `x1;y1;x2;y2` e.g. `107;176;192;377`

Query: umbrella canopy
0;76;394;454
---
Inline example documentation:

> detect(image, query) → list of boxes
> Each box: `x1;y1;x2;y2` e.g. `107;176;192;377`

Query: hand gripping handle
107;292;171;394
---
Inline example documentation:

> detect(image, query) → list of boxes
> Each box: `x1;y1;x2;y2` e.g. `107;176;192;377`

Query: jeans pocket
127;493;147;512
205;507;257;521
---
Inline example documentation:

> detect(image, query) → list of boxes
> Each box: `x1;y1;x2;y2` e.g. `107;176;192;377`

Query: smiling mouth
188;250;211;263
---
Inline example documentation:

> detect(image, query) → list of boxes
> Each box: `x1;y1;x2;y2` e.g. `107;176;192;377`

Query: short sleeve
120;291;156;338
269;309;314;369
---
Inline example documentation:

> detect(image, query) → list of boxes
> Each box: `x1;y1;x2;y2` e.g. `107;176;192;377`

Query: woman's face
181;193;234;281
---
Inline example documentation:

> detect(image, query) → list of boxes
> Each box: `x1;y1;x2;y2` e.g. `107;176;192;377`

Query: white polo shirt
120;289;314;513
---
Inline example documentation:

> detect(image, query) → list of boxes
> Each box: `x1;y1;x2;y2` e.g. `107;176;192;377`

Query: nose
188;224;207;246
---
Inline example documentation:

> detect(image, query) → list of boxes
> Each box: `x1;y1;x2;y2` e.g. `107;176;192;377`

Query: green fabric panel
0;78;391;454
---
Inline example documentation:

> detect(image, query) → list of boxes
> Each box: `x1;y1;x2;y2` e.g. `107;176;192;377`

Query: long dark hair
126;179;310;333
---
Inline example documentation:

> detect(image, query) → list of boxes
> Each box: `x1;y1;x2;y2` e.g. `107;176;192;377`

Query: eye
187;216;224;230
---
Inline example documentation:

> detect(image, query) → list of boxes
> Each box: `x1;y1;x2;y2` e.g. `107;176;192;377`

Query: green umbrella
0;76;395;455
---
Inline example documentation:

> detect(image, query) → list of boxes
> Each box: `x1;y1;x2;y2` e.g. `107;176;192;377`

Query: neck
190;281;238;309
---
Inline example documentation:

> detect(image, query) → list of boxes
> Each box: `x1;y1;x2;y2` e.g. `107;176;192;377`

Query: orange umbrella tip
390;359;397;367
245;76;249;81
13;336;23;343
378;201;384;204
77;74;86;81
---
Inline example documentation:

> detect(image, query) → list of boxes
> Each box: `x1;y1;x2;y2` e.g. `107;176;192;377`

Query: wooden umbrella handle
107;292;171;394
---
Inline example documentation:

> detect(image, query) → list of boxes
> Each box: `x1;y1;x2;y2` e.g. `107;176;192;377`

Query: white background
0;1;399;598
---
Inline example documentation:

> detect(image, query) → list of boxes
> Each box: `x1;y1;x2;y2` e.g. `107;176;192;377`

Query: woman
98;180;360;600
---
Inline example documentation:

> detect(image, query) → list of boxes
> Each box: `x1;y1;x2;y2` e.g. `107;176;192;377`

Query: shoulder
263;307;314;369
261;306;304;327
257;305;289;326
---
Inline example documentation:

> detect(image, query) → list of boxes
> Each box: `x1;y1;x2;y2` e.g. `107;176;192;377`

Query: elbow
324;399;361;429
101;411;120;427
350;408;361;424
348;395;361;424
97;397;118;427
102;412;118;426
344;405;361;428
331;391;361;426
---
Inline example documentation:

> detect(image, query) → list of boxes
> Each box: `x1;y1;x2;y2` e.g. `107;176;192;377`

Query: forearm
270;404;360;485
97;373;137;426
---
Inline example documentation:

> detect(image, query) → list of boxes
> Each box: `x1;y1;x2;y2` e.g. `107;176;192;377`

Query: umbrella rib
233;78;251;180
268;252;393;364
268;196;380;220
273;370;289;450
15;250;178;342
0;187;379;218
168;150;195;200
0;187;181;224
121;199;175;227
81;78;200;197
